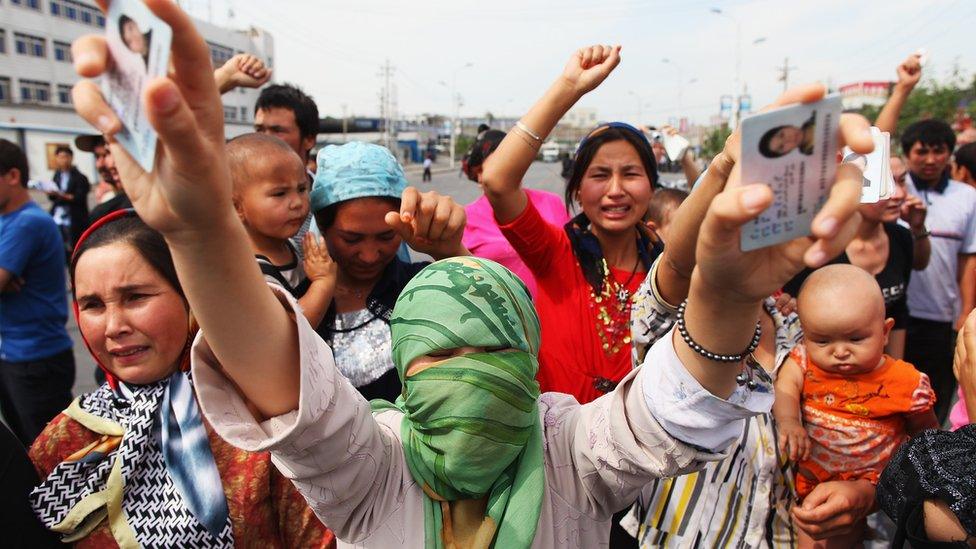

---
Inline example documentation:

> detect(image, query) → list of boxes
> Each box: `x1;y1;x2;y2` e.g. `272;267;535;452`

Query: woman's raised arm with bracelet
481;45;621;224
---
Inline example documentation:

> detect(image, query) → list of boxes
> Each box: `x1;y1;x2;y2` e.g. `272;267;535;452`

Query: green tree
701;123;732;160
858;72;976;146
455;134;475;158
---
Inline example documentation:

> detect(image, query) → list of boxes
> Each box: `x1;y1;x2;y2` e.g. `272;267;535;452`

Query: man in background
48;145;90;254
0;139;75;445
254;84;321;250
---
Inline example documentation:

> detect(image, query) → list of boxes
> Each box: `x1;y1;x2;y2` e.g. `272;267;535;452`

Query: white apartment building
0;0;273;181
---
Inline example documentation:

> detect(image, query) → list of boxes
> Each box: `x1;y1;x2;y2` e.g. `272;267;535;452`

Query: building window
223;105;238;122
57;84;72;105
20;79;51;104
239;106;248;122
0;77;11;103
12;0;42;10
50;0;105;28
207;41;234;68
53;41;72;62
14;33;46;58
0;30;6;55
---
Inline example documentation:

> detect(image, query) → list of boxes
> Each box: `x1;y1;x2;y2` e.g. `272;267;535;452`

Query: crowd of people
0;3;975;548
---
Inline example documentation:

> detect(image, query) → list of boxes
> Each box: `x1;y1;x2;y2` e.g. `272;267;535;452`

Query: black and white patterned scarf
30;376;234;548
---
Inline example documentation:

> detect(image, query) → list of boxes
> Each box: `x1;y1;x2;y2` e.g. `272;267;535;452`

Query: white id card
739;95;843;251
102;0;172;172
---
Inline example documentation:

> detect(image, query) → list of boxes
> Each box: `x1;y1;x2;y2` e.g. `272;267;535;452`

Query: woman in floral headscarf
28;211;334;548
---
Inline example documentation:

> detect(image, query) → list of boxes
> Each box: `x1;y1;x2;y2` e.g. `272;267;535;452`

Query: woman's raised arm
481;45;620;223
71;0;298;419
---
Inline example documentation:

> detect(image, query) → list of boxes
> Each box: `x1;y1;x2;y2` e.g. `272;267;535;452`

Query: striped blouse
628;294;804;548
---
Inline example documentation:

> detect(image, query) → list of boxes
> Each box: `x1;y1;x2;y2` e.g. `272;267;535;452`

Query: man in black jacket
48;145;90;252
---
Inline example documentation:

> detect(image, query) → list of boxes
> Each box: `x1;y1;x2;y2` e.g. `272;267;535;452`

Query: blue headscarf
310;142;408;212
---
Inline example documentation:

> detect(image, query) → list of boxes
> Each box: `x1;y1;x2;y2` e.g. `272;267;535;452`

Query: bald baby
797;264;892;375
226;132;306;200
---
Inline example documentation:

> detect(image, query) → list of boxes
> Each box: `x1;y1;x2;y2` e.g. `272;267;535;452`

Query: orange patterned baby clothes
790;348;935;499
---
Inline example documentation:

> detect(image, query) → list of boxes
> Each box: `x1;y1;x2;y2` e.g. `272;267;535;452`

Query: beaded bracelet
676;300;761;363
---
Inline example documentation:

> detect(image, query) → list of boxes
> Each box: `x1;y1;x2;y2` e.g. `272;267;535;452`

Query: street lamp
711;8;767;127
661;58;685;115
628;90;643;123
448;62;474;169
710;7;742;127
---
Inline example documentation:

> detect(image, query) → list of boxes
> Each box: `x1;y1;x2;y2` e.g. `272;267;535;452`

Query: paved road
68;161;683;395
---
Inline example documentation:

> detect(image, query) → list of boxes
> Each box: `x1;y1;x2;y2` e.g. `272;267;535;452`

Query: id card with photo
102;0;172;172
739;95;842;252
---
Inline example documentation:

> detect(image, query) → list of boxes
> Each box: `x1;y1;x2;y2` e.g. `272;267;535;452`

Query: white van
540;142;561;162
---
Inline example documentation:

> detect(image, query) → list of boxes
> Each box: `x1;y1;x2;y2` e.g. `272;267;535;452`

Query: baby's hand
302;233;337;284
778;421;811;462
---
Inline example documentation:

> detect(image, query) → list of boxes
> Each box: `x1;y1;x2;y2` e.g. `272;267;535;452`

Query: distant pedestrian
48;145;90;254
422;153;433;182
0;139;75;446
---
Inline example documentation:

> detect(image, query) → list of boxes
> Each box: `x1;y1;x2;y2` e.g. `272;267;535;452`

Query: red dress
30;412;336;548
499;200;645;404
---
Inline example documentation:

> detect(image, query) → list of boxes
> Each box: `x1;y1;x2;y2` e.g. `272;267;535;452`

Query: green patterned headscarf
372;257;544;548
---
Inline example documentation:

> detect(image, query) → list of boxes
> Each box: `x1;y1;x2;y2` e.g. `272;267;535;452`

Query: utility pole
777;57;798;92
378;59;396;150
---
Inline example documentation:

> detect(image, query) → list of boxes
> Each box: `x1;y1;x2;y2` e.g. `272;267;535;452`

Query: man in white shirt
902;119;976;422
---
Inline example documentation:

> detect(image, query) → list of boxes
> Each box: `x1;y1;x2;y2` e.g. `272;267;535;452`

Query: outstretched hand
71;0;233;240
694;83;874;305
384;187;467;260
560;44;622;96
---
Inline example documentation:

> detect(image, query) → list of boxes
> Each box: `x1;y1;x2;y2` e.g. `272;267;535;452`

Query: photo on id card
739;95;842;252
102;0;172;172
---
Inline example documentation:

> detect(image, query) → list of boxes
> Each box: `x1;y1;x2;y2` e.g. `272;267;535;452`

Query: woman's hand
71;1;301;421
558;44;621;97
676;84;872;399
482;44;621;223
694;84;874;305
791;480;876;539
385;187;468;260
71;0;235;241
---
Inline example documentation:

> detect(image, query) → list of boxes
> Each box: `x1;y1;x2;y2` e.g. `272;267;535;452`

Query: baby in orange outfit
774;264;938;548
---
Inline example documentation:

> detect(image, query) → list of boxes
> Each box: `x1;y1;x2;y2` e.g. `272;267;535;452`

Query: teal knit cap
310;141;408;212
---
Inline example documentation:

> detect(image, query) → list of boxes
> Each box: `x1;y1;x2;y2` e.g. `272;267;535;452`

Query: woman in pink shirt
461;129;570;297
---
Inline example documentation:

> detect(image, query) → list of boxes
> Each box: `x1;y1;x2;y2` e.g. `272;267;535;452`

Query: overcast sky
185;0;975;126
